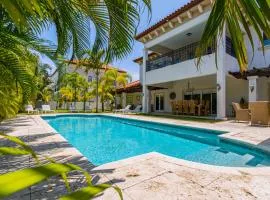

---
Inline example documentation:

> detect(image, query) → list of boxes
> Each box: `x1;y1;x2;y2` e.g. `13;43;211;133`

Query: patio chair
232;102;250;122
130;105;142;114
201;100;210;116
25;105;39;114
41;105;55;114
189;100;196;115
170;101;177;114
182;100;189;114
177;100;183;115
115;105;132;113
249;101;270;126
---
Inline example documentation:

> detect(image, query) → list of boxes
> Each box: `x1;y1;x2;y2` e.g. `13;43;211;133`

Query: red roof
117;80;142;93
133;52;160;63
135;0;204;40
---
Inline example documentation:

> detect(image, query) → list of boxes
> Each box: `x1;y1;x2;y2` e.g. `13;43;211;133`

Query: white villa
50;60;127;110
129;0;270;119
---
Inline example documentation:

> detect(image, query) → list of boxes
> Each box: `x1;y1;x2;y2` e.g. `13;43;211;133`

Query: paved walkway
0;114;270;199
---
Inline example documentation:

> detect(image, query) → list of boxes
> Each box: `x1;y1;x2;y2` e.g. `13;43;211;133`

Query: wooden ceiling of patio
229;66;270;79
116;85;167;94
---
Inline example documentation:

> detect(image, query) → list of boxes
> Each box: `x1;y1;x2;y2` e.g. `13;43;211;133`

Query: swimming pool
43;115;270;167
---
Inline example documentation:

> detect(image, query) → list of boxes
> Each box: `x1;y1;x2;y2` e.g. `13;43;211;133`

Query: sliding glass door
155;94;164;112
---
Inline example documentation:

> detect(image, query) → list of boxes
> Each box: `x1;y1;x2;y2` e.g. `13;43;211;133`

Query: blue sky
41;0;189;80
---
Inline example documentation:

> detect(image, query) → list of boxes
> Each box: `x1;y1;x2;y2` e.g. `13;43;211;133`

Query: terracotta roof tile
135;0;204;40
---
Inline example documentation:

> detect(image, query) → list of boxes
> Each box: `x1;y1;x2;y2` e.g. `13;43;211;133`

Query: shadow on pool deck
0;123;124;200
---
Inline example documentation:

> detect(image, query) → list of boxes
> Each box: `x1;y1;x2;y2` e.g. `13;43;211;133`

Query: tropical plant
0;133;122;199
61;72;89;103
78;50;108;112
196;0;270;72
0;8;56;119
0;0;151;60
40;87;53;104
80;81;93;111
90;74;113;112
104;69;131;109
0;0;151;119
59;86;74;109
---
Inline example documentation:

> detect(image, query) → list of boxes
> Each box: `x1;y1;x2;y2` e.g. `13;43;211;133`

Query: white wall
226;76;249;116
258;77;270;101
145;54;217;85
245;28;270;69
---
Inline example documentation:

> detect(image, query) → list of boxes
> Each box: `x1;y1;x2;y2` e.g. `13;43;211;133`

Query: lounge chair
115;105;132;113
41;105;55;114
130;105;142;114
25;105;39;114
232;102;250;122
249;101;270;126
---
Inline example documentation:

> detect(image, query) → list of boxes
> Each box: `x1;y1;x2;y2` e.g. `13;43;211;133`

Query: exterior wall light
250;86;255;92
216;83;221;91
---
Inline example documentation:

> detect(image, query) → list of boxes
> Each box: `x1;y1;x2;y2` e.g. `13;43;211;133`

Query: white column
142;48;149;113
122;92;127;108
216;27;227;119
247;76;258;102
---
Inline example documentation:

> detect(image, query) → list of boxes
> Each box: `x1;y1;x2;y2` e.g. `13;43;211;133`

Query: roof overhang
229;67;270;79
135;0;213;43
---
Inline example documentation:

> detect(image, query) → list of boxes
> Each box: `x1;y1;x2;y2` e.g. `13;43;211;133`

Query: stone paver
0;114;270;199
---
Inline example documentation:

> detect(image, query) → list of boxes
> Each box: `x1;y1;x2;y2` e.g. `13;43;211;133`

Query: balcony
146;37;235;72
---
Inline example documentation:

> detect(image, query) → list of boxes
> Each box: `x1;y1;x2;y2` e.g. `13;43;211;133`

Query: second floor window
88;75;93;82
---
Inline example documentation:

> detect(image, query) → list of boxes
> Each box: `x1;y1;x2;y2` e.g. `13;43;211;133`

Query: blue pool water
43;115;270;167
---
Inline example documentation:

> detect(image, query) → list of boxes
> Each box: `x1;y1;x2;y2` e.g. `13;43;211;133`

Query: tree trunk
114;85;117;110
74;88;77;109
101;94;104;112
96;69;99;113
83;96;86;112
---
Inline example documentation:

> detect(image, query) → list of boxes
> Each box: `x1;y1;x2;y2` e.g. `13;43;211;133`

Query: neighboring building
116;80;142;109
50;60;127;110
134;0;270;118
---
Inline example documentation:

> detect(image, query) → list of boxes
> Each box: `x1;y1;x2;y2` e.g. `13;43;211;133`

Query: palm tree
0;0;151;60
90;75;114;112
59;86;74;109
40;87;53;104
104;69;131;109
196;0;270;72
0;0;151;119
61;73;88;107
78;50;108;112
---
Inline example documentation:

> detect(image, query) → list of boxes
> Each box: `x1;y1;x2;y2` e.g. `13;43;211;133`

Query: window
88;75;93;82
126;95;133;105
263;33;270;46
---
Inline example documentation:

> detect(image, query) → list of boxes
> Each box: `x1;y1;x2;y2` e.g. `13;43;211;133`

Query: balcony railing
146;41;216;72
146;37;236;72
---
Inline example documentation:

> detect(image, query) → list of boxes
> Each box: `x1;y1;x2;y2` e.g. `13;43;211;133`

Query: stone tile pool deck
0;114;270;199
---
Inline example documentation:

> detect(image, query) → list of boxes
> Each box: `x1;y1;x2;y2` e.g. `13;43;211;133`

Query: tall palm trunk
83;91;86;112
95;69;99;113
101;93;104;112
114;85;117;110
